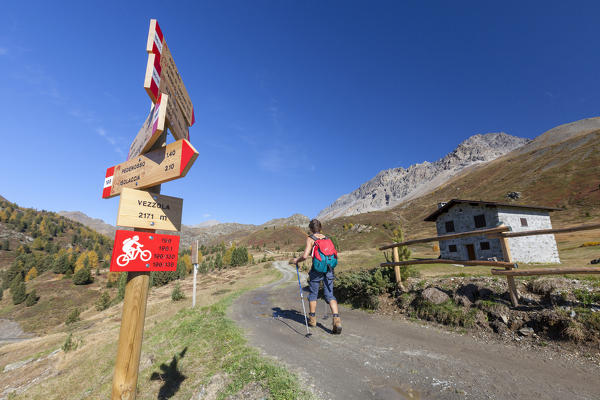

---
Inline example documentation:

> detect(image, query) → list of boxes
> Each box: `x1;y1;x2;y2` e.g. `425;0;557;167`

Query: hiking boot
332;315;342;334
308;313;316;327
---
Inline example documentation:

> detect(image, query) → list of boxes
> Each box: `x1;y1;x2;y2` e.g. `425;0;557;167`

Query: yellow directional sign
116;188;183;231
103;139;198;199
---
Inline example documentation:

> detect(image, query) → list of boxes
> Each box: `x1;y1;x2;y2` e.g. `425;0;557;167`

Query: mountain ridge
317;132;530;220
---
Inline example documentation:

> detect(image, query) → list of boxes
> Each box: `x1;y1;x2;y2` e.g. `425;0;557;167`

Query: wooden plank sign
102;139;198;198
163;76;190;141
145;19;195;126
143;54;189;141
116;188;183;231
144;52;162;104
127;93;169;160
110;230;179;272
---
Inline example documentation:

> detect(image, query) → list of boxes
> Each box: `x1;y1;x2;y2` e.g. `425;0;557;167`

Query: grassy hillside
0;197;115;334
1;264;312;399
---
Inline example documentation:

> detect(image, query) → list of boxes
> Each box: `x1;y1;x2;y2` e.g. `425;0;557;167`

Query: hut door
466;244;476;260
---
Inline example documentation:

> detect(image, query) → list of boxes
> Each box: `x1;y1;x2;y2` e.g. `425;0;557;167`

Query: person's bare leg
330;299;342;334
329;299;339;314
308;300;317;327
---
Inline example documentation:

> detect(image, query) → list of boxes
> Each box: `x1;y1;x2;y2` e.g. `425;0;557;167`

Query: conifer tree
73;267;93;285
12;281;27;305
25;289;38;306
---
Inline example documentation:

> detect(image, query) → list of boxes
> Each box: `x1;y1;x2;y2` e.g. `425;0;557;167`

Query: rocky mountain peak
317;132;530;220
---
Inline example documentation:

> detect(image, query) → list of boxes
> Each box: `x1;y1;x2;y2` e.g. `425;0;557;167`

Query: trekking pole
295;262;311;337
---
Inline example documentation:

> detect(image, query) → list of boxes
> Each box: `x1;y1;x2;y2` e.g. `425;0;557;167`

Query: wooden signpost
127;93;169;160
103;138;198;199
143;54;189;141
145;19;195;126
116;188;183;231
107;18;196;400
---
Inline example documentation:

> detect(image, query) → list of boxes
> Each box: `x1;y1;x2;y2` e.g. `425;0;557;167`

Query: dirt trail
230;261;600;400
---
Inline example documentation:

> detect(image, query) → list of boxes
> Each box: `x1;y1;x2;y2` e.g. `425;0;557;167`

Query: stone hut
424;199;561;264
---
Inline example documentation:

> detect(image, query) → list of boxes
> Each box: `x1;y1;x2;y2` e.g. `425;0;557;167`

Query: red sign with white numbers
110;230;179;272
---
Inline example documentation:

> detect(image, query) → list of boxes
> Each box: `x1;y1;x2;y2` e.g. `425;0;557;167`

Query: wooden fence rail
381;259;515;268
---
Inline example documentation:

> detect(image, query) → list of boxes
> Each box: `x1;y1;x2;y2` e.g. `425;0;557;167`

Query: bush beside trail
336;268;600;348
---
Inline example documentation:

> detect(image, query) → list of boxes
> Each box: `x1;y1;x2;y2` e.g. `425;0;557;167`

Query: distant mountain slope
517;117;600;153
188;220;220;228
179;214;310;247
58;211;116;237
317;132;529;220
260;214;309;228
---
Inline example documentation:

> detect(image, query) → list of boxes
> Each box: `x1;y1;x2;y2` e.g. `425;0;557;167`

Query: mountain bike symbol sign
110;230;179;272
116;236;152;266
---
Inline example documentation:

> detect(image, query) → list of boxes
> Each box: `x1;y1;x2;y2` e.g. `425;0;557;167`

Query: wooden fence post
392;247;405;291
499;234;519;307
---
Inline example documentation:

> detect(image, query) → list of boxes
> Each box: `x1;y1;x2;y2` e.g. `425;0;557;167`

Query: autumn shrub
25;267;38;282
66;308;81;325
95;291;111;311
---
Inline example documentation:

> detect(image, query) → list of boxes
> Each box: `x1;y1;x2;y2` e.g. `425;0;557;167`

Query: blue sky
1;1;599;226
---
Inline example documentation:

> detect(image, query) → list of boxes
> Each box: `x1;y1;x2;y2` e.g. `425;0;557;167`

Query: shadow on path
272;307;330;335
150;347;188;399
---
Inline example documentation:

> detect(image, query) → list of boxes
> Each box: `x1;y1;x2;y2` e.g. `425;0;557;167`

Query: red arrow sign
102;139;198;199
110;230;179;272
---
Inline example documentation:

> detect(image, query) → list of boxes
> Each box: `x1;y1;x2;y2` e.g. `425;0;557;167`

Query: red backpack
309;234;338;273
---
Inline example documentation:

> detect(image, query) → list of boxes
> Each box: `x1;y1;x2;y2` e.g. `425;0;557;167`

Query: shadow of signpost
150;347;188;399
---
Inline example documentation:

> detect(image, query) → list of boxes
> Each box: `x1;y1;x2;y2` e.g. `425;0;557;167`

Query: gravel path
229;261;600;400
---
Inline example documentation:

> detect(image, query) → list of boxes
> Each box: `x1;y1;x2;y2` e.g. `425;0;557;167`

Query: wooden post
499;233;519;307
112;134;165;400
392;247;405;291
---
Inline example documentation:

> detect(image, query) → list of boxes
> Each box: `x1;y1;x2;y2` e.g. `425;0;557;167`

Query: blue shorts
308;268;336;303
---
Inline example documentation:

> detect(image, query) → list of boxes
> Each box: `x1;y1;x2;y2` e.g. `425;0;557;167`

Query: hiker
289;219;342;334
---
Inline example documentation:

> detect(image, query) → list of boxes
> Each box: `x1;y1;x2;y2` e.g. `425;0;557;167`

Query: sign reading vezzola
116;188;183;231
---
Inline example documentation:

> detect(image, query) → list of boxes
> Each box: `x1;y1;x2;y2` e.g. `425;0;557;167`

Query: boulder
421;287;450;305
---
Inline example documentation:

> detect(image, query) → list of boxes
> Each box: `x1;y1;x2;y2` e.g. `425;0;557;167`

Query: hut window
520;218;528;227
474;214;486;228
480;241;490;250
449;244;457;252
445;221;455;233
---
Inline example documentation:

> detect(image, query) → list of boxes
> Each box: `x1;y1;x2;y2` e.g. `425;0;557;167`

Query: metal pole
192;263;198;307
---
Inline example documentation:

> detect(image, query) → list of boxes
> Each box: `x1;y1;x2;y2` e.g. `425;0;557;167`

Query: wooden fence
379;222;600;307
